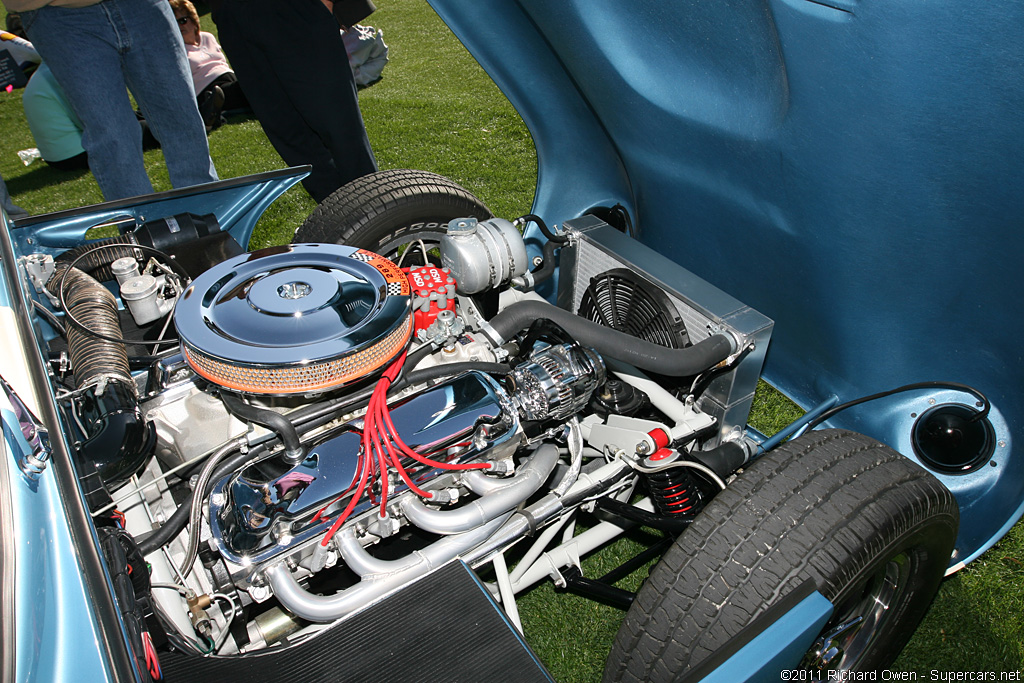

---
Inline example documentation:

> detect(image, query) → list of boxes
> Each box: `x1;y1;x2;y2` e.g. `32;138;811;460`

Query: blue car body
2;1;1022;679
429;0;1024;566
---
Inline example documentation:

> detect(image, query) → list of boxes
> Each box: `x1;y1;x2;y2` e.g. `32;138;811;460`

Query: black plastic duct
38;219;235;493
54;212;232;281
46;264;154;493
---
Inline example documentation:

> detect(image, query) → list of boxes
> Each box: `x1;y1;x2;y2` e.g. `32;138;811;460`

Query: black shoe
199;85;226;134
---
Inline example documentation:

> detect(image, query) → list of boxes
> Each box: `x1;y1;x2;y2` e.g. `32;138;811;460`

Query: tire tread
294;169;492;248
604;429;958;682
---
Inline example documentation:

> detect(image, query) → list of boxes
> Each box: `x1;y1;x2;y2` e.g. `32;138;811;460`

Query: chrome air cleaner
175;244;412;395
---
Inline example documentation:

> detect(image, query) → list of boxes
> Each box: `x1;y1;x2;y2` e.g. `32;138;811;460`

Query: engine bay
19;207;773;667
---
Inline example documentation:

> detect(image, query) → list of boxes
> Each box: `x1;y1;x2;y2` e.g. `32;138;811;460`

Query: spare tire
293;169;492;266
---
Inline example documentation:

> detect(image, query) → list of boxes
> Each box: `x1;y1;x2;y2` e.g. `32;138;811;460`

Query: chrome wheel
803;552;912;670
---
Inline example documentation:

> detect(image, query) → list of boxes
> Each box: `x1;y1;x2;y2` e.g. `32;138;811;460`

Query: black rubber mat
161;560;553;682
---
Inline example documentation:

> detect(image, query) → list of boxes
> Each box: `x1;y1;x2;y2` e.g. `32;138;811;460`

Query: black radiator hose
530;239;560;285
692;440;748;479
487;300;735;377
137;445;262;556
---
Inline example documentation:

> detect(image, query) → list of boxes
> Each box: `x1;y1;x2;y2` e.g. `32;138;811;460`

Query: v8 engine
25;206;771;662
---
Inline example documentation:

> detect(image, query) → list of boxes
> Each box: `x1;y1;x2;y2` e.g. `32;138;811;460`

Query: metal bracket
586;414;668;456
1;374;52;481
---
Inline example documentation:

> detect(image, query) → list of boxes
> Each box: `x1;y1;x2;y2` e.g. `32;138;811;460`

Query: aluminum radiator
556;215;773;444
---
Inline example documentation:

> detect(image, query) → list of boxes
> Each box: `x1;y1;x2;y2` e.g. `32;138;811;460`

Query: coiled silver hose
47;264;132;390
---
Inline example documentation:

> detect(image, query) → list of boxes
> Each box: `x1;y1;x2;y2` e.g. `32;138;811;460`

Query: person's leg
136;112;161;151
1;172;29;219
209;72;248;113
197;84;225;132
46;152;90;172
115;0;217;190
214;0;374;202
20;4;153;199
276;1;376;188
214;0;339;201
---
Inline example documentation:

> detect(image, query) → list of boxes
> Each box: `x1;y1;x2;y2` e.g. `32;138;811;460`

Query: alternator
508;343;605;422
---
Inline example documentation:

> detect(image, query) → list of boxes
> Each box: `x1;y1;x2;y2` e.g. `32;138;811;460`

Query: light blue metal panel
10;168;306;255
2;206;137;681
2;394;116;683
426;1;634;246
823;388;1014;566
424;0;1024;564
699;591;833;683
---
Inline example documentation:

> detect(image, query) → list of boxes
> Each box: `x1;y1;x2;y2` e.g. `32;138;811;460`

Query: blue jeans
21;0;218;200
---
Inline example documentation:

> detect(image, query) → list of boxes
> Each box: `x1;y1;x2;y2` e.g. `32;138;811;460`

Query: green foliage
749;379;804;436
2;1;1020;678
896;522;1024;673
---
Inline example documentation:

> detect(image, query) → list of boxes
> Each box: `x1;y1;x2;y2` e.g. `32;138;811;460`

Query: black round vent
577;268;689;348
911;403;996;474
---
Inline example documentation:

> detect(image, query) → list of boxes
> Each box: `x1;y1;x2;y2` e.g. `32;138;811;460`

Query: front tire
604;429;958;681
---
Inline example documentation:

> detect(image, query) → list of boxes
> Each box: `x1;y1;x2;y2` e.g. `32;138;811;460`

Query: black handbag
332;0;376;28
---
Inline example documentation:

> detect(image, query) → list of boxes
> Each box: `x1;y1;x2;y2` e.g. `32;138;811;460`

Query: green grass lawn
2;1;1021;679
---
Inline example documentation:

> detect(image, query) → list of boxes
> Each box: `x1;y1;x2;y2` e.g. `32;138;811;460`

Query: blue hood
430;0;1024;562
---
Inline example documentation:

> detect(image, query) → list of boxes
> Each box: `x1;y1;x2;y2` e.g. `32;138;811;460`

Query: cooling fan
577;268;689;348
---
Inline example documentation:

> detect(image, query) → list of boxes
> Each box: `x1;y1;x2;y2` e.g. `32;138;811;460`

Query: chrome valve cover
209;371;521;571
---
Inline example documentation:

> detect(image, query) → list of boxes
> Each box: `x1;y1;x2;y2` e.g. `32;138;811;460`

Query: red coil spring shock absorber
642;440;708;517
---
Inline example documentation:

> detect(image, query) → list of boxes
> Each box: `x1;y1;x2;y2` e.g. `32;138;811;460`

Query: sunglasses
176;16;191;25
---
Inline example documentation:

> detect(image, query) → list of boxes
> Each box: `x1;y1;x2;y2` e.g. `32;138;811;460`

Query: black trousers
199;72;249;114
212;0;377;203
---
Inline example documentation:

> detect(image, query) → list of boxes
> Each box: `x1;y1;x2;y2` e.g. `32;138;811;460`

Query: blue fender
687;585;834;683
10;167;307;256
